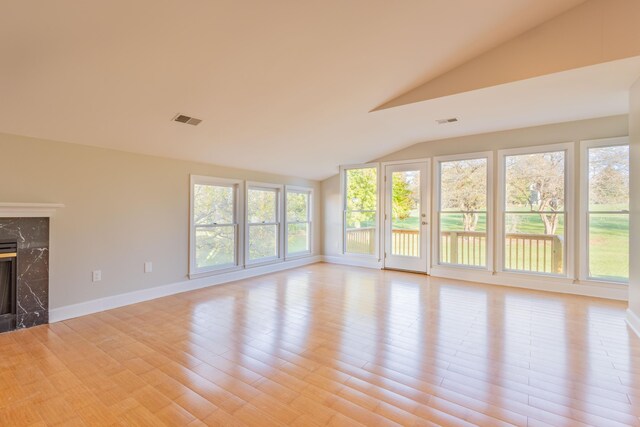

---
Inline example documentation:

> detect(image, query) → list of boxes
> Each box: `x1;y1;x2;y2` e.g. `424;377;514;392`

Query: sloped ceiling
375;0;640;110
0;0;621;181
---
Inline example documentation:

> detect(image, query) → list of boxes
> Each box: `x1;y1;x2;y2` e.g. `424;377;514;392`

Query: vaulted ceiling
3;0;636;180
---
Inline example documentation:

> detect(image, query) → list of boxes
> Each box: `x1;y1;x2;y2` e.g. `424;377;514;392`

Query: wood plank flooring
1;263;640;426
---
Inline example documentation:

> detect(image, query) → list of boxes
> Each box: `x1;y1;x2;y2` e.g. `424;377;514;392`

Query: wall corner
628;74;640;338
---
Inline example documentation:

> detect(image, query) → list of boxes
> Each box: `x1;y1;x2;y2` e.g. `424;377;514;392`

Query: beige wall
322;115;628;273
379;0;640;109
0;133;322;309
0;113;631;310
630;80;640;316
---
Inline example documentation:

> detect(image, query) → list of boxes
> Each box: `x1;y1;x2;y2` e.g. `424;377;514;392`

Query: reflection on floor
0;263;639;426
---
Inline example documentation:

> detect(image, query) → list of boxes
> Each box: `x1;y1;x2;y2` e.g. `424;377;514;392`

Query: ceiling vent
436;117;459;124
173;114;202;126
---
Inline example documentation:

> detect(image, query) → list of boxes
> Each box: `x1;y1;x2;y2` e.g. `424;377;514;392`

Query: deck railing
440;231;486;267
345;228;563;273
391;229;420;257
504;232;563;274
345;227;376;254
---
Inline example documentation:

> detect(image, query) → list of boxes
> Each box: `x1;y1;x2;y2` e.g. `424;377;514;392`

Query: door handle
422;221;428;225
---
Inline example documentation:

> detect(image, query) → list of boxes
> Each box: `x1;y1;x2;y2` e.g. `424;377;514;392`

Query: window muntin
192;180;239;272
438;158;488;267
247;187;280;262
343;166;378;255
286;189;312;256
503;150;567;275
586;144;629;282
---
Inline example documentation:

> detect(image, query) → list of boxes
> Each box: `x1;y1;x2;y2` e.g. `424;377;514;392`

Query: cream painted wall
322;115;628;277
629;80;640;317
379;0;640;109
0;133;322;310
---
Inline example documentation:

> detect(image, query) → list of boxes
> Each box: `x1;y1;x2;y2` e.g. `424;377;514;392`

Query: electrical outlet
92;270;102;282
144;261;153;273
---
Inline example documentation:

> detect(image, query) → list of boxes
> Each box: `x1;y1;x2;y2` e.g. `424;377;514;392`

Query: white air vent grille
436;117;459;124
173;114;202;126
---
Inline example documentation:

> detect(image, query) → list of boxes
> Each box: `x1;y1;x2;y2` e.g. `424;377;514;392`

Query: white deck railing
345;228;563;273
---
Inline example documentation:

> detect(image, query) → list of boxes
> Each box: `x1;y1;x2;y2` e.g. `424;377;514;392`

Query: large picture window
501;145;571;275
437;155;490;268
190;176;241;275
286;187;312;257
342;165;378;256
246;184;282;263
582;139;629;282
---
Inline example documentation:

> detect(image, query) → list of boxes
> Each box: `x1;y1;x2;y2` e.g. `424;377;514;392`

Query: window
500;144;572;276
582;139;629;282
190;176;241;275
342;165;379;256
286;186;312;257
246;183;282;263
436;154;490;268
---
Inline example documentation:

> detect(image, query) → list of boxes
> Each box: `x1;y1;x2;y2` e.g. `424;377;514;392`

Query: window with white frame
246;184;282;263
500;145;571;275
436;155;490;268
190;176;241;274
286;187;312;256
582;139;629;282
342;165;378;256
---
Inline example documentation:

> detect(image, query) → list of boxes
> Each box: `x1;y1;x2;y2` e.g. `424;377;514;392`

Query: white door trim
382;160;430;273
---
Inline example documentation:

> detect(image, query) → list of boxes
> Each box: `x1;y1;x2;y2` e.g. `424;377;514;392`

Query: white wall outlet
144;261;153;273
92;270;102;282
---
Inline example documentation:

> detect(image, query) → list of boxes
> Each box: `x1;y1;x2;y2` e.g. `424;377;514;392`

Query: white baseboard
49;255;322;323
320;258;627;300
627;309;640;339
429;266;628;300
322;255;382;269
319;258;630;301
50;255;629;324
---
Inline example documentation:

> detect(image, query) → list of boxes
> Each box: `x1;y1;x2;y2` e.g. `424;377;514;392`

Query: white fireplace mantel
0;203;65;218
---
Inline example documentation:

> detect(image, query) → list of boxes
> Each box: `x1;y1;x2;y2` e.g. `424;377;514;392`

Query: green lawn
287;224;310;254
288;233;309;254
587;214;628;281
378;210;629;280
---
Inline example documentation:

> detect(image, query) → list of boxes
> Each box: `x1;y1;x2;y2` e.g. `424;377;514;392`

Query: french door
383;162;429;272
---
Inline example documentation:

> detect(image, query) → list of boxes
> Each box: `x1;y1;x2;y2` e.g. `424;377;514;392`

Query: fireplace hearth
0;241;17;333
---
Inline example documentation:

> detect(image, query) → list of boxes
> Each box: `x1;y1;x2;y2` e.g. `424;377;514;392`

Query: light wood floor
1;264;639;426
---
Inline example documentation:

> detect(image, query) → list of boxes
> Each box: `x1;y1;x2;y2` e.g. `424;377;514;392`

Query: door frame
381;159;431;274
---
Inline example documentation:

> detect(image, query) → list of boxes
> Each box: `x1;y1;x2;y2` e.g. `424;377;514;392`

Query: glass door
384;162;428;272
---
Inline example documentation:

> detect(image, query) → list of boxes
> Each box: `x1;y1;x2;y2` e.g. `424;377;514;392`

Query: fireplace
0;217;50;331
0;241;17;333
0;204;61;332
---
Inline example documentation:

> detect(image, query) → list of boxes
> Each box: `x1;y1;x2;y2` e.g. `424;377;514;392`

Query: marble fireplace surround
0;203;63;330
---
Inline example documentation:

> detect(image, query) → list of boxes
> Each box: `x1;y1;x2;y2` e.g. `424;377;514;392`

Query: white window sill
430;266;628;300
189;265;242;280
433;263;490;272
285;252;313;261
498;269;570;282
245;257;284;269
188;256;306;280
342;253;379;260
576;278;628;288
